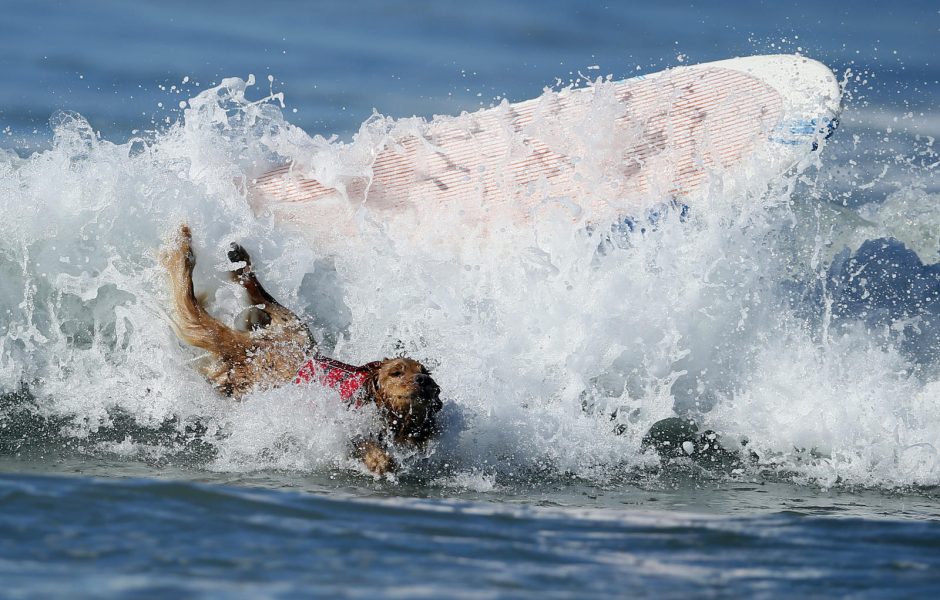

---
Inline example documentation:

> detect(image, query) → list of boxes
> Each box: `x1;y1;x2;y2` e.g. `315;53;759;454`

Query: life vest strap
294;355;370;406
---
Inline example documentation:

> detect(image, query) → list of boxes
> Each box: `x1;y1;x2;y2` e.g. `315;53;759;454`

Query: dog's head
367;357;442;447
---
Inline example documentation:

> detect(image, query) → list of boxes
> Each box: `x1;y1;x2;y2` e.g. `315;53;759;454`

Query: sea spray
0;75;937;489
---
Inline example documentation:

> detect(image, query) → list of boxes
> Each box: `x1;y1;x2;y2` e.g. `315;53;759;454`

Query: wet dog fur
162;224;442;475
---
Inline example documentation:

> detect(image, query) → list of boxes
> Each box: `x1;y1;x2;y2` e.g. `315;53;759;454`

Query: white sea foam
0;76;937;488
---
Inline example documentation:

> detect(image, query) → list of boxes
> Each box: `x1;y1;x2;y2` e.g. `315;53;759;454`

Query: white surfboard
249;55;841;241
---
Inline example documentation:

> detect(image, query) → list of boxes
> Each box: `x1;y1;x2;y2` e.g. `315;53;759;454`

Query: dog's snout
415;373;437;389
415;373;441;402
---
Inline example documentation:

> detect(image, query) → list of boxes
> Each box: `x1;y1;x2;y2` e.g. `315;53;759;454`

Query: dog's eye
390;370;403;378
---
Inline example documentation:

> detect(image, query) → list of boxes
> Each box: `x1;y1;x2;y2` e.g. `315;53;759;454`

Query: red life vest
294;355;372;407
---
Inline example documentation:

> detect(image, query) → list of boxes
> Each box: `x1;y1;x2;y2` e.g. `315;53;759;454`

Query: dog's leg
352;437;397;476
227;243;314;343
163;224;253;358
228;242;280;331
227;243;279;306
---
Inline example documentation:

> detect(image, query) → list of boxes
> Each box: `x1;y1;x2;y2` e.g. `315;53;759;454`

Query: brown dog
162;224;442;475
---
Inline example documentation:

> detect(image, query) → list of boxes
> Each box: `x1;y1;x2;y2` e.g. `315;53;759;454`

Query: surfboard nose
712;54;842;150
716;54;841;112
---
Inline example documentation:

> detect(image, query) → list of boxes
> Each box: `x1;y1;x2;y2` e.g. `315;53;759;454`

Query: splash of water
0;74;937;489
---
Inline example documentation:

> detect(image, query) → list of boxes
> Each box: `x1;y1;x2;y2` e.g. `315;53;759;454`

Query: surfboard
249;55;841;241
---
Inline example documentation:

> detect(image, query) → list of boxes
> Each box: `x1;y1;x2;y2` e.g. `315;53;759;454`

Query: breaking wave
0;73;937;489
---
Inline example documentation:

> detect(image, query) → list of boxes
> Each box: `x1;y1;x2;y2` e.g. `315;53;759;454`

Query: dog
162;224;442;475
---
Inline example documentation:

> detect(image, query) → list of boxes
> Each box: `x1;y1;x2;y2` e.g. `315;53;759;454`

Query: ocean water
1;0;940;597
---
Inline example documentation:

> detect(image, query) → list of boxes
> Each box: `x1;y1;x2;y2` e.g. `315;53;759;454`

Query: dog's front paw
355;439;397;476
363;446;396;476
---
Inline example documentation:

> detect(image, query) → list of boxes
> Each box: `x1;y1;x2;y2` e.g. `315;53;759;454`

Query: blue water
2;0;936;145
2;0;940;597
3;472;940;598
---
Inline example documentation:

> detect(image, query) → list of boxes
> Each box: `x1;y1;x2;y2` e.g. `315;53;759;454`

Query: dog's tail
162;224;250;354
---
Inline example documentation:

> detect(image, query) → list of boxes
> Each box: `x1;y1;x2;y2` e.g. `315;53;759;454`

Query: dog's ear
362;360;385;403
